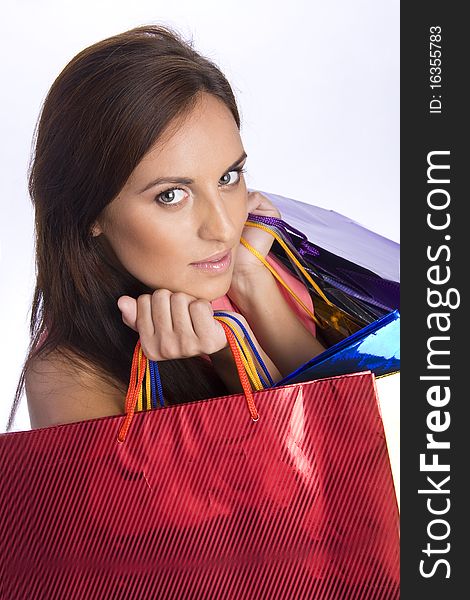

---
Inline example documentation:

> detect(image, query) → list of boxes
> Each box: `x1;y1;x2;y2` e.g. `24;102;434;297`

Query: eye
155;187;187;207
220;167;247;186
154;166;247;208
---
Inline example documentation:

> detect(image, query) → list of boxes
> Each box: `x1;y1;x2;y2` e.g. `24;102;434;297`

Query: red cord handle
117;324;259;443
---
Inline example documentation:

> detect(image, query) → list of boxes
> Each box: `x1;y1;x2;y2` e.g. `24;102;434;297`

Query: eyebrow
138;151;248;194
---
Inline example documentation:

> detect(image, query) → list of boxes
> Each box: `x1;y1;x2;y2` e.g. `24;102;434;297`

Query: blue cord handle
213;311;275;387
142;307;276;411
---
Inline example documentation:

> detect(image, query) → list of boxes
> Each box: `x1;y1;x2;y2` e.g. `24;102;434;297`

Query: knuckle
173;333;198;358
206;339;225;355
190;298;212;313
171;291;186;299
140;342;158;361
153;288;171;299
159;340;176;360
136;293;151;307
170;292;191;304
182;343;199;358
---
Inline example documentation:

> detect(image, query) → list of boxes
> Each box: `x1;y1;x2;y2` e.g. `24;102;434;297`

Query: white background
0;0;399;433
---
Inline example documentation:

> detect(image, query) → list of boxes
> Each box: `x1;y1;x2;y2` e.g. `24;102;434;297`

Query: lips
189;249;232;273
191;249;230;264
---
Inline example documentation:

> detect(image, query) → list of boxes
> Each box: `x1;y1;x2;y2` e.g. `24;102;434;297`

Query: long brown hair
6;23;241;431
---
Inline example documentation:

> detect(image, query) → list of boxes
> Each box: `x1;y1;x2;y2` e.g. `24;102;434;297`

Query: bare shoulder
25;349;126;430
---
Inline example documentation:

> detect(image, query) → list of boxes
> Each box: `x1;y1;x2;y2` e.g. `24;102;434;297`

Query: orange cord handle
117;324;259;443
218;320;259;422
117;339;147;443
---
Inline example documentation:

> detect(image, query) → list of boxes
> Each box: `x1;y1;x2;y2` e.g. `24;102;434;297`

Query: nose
197;188;238;244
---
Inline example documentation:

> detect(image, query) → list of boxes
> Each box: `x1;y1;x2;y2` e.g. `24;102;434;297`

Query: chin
194;276;232;303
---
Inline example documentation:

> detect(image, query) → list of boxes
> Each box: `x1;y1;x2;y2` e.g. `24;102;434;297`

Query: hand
231;190;281;281
117;290;246;360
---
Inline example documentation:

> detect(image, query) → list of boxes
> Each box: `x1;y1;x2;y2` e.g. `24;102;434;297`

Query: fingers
117;296;137;331
247;190;262;212
118;289;230;361
189;299;227;355
151;289;174;333
247;190;281;218
136;294;155;337
170;293;197;338
167;293;201;357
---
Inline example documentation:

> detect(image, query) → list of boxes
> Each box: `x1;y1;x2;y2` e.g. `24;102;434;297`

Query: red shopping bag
0;370;399;599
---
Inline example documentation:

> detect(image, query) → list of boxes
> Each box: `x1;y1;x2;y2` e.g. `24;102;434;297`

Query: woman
6;24;324;432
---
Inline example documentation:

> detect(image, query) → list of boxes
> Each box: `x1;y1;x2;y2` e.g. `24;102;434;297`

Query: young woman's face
94;93;248;301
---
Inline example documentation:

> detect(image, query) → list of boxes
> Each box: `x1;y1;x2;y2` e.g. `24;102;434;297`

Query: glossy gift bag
0;370;399;599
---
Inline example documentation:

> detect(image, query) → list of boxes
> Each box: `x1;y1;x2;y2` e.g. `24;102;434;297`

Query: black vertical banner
401;3;468;598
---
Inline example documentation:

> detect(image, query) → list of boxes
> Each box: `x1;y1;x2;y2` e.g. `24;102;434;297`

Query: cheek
104;213;187;287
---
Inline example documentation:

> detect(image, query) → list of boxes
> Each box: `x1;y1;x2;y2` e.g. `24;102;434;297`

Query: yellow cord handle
145;355;151;409
214;316;264;391
241;221;348;332
242;221;334;306
137;345;143;411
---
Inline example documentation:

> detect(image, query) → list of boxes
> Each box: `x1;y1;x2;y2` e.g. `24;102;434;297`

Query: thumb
117;295;138;332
